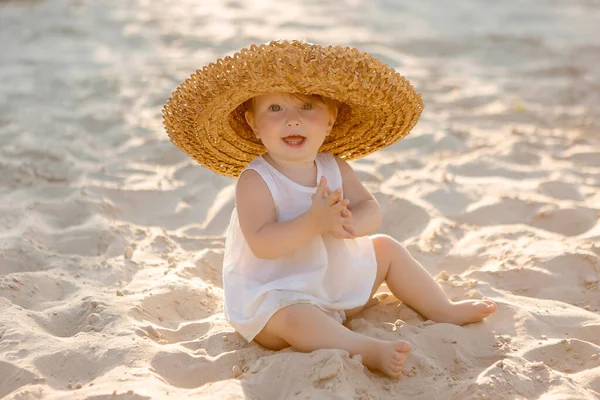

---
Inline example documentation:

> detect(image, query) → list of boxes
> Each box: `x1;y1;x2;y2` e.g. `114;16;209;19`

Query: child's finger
326;187;339;203
343;225;356;236
340;216;353;225
341;227;355;238
316;176;327;198
332;198;350;212
327;188;342;206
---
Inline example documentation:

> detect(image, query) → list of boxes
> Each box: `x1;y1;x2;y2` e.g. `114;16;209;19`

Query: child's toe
395;341;412;353
483;299;497;311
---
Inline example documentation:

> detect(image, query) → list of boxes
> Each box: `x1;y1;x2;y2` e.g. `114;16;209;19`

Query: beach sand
1;0;599;398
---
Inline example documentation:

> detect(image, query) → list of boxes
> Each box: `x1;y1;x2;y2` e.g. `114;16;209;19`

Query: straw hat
162;40;424;177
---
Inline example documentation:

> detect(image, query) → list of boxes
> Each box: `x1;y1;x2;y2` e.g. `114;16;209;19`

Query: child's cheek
263;113;281;124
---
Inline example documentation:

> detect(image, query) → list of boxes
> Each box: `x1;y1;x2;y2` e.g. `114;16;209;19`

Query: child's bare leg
371;234;497;325
254;303;411;377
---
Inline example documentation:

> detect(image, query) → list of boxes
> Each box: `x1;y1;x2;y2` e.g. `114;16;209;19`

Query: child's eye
269;104;282;112
302;103;314;110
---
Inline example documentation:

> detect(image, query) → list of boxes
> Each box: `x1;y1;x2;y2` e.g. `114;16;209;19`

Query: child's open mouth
282;135;306;148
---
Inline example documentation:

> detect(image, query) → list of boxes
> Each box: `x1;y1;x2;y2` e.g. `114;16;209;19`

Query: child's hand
309;176;355;239
326;187;357;238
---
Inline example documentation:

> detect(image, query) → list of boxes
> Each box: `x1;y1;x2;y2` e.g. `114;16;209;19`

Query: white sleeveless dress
222;152;378;342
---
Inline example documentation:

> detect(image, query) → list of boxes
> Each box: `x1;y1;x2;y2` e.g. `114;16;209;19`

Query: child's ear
245;111;259;138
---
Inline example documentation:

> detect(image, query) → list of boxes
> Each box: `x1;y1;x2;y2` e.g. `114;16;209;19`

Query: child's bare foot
362;340;411;378
433;299;497;325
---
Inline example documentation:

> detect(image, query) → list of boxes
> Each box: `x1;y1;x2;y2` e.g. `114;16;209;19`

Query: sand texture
1;0;599;399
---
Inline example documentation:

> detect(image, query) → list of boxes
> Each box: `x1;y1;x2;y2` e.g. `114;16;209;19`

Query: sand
1;0;599;399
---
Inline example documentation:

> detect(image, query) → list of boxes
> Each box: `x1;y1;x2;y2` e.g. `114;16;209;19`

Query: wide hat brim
162;40;424;177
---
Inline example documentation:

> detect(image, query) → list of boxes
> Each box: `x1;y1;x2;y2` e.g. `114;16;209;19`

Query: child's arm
236;170;351;259
334;156;382;237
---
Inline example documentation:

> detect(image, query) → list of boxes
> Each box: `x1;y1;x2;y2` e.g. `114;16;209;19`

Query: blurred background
1;0;598;202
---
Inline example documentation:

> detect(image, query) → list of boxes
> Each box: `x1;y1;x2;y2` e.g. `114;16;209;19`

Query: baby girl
163;41;497;377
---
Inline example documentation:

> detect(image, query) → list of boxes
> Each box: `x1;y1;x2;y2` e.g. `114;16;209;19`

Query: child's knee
372;234;412;267
371;234;397;256
372;234;408;252
372;233;395;246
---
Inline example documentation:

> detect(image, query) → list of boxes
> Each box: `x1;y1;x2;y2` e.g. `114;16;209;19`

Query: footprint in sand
523;338;600;375
452;357;593;399
135;320;211;346
176;249;224;288
30;299;113;337
149;348;245;389
0;151;73;187
453;197;598;237
558;150;600;168
497;144;542;166
538;180;584;201
0;237;62;275
178;329;247;357
423;186;474;216
0;273;78;311
530;207;597;237
21;224;126;258
469;253;600;309
130;286;216;329
85;188;194;230
453;197;542;227
33;347;126;389
28;194;101;230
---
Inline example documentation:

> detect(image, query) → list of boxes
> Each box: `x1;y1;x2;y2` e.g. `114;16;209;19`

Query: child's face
245;92;335;163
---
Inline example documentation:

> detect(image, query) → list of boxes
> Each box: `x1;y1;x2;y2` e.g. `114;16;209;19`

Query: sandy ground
1;0;600;399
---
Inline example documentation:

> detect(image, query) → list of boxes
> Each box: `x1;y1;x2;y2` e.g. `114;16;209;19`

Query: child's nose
286;113;301;127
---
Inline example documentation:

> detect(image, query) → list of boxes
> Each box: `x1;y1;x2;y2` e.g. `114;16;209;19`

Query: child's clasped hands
309;176;356;239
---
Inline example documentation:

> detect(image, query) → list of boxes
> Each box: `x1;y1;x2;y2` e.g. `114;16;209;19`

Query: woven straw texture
162;40;424;177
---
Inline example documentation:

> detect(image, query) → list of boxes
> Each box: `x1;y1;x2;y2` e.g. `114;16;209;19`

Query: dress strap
317;152;344;195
